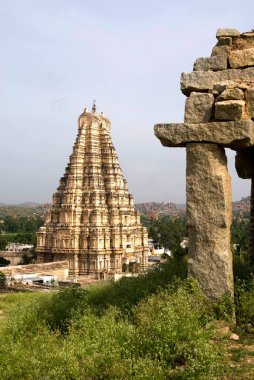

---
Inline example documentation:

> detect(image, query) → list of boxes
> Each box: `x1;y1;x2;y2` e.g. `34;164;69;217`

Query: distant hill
0;196;251;220
1;202;41;207
135;196;251;218
232;196;250;214
18;202;41;207
0;204;50;219
135;202;186;218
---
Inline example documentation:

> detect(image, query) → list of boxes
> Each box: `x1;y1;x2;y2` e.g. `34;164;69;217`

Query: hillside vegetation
1;257;254;379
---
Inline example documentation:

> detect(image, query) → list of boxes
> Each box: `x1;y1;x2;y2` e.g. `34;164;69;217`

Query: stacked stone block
155;28;254;300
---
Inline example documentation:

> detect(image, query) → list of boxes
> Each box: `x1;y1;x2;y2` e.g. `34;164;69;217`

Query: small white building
10;273;56;285
7;242;34;252
148;239;165;256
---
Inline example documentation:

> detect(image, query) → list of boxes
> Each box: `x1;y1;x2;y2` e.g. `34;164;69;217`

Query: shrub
233;252;254;280
132;282;221;379
86;257;187;317
0;280;222;380
28;257;188;335
234;276;254;329
0;271;6;285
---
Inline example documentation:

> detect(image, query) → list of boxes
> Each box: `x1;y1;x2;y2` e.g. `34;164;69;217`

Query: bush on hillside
13;257;187;334
234;275;254;329
0;280;222;380
0;271;6;285
233;251;254;280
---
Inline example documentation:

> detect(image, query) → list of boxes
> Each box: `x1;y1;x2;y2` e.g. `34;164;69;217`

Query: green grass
1;257;254;379
0;258;222;379
0;281;222;379
225;341;254;380
0;292;47;316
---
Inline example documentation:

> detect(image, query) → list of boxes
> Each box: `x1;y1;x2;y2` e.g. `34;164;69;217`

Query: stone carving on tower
36;105;148;277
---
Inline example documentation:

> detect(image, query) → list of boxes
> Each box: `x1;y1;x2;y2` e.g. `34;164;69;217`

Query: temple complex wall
0;261;69;280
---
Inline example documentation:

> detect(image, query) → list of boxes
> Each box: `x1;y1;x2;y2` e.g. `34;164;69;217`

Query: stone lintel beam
235;148;254;178
249;179;254;266
216;28;240;38
154;120;254;150
181;67;254;95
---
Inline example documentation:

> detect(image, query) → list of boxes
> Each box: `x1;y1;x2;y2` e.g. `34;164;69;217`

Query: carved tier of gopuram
36;104;148;278
155;28;254;301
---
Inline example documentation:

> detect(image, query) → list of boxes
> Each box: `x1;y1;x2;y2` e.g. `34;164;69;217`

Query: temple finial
92;99;96;113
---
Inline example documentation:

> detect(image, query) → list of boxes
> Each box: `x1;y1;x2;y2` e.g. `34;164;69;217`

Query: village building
7;242;34;252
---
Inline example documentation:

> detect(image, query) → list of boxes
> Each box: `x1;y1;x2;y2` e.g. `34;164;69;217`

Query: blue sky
0;0;253;203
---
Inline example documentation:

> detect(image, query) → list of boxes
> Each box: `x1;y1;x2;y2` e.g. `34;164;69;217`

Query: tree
19;253;35;265
0;236;8;250
142;215;188;258
0;258;10;267
3;216;19;232
0;271;6;285
13;232;36;244
231;217;249;254
3;215;44;234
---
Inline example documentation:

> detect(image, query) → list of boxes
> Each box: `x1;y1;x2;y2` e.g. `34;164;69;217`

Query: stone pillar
72;254;79;276
187;143;233;300
249;178;254;265
235;149;254;265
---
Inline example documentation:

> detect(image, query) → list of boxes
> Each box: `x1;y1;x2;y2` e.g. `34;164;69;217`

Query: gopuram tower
36;103;148;277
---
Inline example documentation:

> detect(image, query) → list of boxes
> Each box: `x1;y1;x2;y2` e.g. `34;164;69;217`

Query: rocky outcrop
0;261;69;280
180;68;254;95
229;48;254;68
155;28;254;301
184;93;214;123
155;120;254;149
187;144;233;300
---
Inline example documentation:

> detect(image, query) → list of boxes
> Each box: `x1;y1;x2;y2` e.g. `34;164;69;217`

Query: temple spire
92;99;96;113
36;107;149;277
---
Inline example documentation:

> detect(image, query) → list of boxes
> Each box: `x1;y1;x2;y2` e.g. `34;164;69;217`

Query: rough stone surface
229;333;239;341
215;100;245;120
245;88;254;118
0;261;69;280
154;120;254;149
217;37;232;47
211;45;230;57
180;67;254;95
0;251;33;266
235;149;254;179
187;143;233;300
234;33;254;50
193;55;227;71
229;48;254;68
217;88;244;101
213;81;248;93
213;82;234;93
216;28;240;38
154;28;254;303
184;92;214;123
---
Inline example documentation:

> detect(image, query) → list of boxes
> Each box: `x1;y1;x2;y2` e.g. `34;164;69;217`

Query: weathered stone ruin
155;28;254;300
0;261;69;281
37;104;148;278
